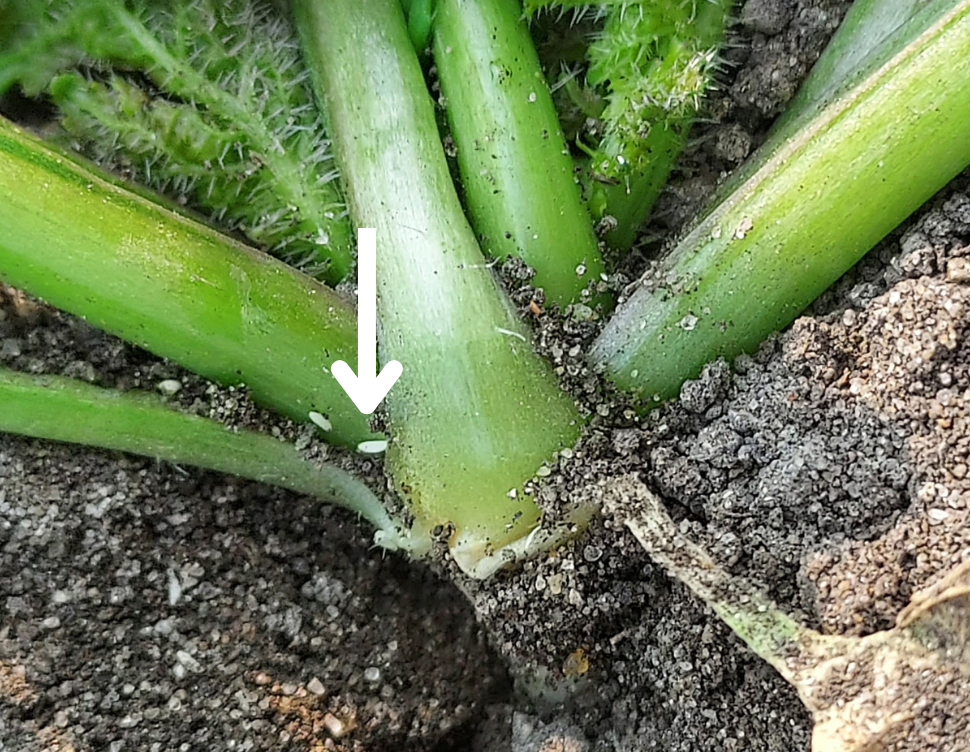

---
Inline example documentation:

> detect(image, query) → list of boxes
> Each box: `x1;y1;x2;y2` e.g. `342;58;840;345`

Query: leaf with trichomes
581;0;733;249
0;0;353;282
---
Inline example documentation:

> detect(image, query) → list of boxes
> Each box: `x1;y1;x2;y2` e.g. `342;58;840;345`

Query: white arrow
331;228;403;415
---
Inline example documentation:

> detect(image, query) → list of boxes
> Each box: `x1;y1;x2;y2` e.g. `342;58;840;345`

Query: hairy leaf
581;0;733;249
0;0;353;281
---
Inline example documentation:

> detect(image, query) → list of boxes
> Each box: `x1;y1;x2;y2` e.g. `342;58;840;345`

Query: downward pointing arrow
331;228;403;415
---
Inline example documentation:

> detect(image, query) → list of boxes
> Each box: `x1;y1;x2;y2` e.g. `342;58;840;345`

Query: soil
4;1;969;750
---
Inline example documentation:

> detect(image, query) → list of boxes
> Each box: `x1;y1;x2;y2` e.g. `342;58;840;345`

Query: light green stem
292;0;582;573
0;116;375;447
401;0;436;50
591;0;970;403
583;124;686;251
0;368;415;550
776;0;945;137
433;0;605;307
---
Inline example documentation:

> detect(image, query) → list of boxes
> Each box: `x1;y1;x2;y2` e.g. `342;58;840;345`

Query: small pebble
167;570;182;606
323;713;347;738
946;257;970;283
156;379;182;396
154;618;174;636
176;650;201;671
0;339;22;359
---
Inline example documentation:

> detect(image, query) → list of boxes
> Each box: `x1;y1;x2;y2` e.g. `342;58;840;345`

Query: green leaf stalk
292;0;583;576
0;368;417;551
0;116;375;447
591;0;970;403
401;0;436;50
433;0;606;308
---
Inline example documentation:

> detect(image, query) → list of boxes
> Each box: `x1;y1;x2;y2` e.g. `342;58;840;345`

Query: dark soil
6;1;969;750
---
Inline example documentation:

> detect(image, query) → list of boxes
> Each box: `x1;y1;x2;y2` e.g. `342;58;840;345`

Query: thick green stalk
590;0;970;403
0;368;415;551
0;116;375;447
433;0;605;308
292;0;581;575
774;0;952;138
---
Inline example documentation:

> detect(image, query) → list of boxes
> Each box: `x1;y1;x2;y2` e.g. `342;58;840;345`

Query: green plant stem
584;0;733;251
401;0;436;51
292;0;582;575
0;368;415;550
0;116;375;447
584;123;685;250
775;0;955;138
432;0;605;308
590;0;970;403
